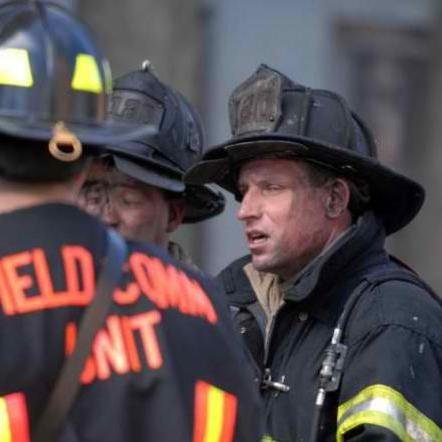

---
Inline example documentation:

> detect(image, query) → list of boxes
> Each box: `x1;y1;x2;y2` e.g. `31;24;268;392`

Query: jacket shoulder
349;276;442;347
376;278;442;344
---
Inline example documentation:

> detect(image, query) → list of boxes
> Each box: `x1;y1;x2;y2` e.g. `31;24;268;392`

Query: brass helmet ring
48;122;83;162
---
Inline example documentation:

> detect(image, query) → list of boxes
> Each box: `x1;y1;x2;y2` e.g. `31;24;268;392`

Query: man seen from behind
0;2;261;441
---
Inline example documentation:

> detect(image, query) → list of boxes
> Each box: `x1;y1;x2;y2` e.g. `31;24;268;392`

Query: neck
281;217;353;281
0;180;78;214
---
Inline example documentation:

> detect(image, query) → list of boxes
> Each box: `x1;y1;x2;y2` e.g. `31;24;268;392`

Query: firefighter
78;65;225;266
185;64;442;441
0;2;261;441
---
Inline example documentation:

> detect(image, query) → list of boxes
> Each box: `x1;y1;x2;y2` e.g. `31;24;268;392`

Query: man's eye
87;196;104;205
122;196;143;206
114;189;145;207
81;185;106;206
264;184;282;193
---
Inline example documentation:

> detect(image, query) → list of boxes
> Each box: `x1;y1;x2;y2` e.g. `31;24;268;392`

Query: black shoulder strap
312;262;440;442
338;266;428;331
364;261;441;307
33;229;128;442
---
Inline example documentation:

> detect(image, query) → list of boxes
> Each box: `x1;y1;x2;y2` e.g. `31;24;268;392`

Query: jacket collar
219;254;258;305
168;241;198;269
281;212;389;325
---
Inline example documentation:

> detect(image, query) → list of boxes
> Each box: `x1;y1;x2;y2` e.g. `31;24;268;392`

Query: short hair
235;154;371;218
302;160;371;217
0;134;89;183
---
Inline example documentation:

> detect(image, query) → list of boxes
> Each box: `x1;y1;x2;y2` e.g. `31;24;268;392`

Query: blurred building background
72;0;442;290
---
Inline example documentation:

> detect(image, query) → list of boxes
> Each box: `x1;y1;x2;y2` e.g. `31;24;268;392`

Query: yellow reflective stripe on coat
0;397;12;442
261;435;278;442
337;384;442;441
193;380;238;442
0;49;33;87
71;53;103;93
0;393;30;442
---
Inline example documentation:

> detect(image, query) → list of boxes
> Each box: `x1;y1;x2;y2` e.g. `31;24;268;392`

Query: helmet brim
113;155;185;193
185;134;425;235
0;116;156;146
112;154;225;223
183;184;225;223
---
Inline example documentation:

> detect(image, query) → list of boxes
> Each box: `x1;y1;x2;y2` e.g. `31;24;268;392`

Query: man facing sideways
0;2;261;441
185;64;442;441
78;64;225;266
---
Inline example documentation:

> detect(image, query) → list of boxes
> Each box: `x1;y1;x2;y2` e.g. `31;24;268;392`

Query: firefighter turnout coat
0;203;262;442
219;213;442;441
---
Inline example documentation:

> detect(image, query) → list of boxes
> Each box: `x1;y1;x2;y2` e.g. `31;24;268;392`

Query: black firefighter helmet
0;0;153;160
106;62;225;223
185;64;425;234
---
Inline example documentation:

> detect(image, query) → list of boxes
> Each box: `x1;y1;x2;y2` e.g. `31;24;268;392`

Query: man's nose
101;199;119;228
237;190;260;221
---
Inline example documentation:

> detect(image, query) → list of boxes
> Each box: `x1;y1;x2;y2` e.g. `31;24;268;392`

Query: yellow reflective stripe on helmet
71;54;103;93
337;384;442;442
0;49;33;87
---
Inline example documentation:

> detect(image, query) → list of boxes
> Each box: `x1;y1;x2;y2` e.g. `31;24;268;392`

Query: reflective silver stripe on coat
338;396;432;441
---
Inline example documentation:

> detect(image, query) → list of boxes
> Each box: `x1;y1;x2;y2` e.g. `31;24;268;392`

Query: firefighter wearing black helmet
185;64;442;441
78;63;225;266
0;2;262;441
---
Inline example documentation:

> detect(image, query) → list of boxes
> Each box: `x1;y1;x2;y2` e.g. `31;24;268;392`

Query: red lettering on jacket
129;252;218;324
113;262;141;305
1;251;35;313
130;254;169;309
61;245;94;305
64;311;163;384
0;263;15;315
0;247;217;326
126;311;163;369
0;246;94;315
121;315;142;372
94;315;130;380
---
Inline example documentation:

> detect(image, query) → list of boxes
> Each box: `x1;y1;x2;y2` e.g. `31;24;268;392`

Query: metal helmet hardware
48;122;83;162
0;0;154;152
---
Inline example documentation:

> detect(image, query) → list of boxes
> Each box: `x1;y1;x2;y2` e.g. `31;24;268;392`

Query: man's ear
166;198;186;233
324;178;351;219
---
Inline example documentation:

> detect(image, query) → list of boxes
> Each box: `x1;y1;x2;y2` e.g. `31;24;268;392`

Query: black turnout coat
0;203;262;442
219;213;442;441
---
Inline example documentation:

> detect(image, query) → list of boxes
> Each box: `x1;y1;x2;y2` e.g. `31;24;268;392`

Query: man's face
78;160;184;247
237;158;334;279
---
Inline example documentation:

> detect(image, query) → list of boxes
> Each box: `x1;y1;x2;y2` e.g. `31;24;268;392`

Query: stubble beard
251;249;286;278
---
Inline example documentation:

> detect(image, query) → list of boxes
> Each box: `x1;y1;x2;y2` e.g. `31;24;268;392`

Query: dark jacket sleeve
161;267;265;442
336;280;442;441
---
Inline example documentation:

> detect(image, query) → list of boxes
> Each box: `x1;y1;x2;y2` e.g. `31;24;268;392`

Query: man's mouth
246;230;269;247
